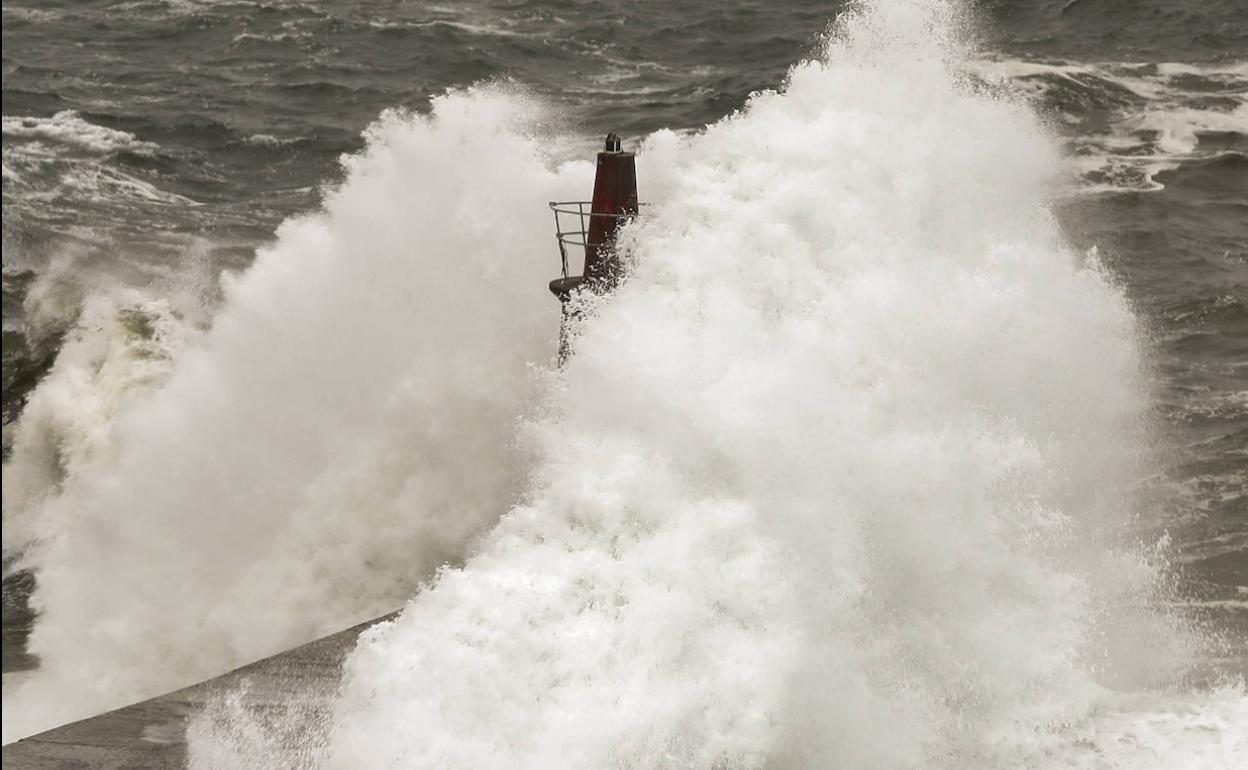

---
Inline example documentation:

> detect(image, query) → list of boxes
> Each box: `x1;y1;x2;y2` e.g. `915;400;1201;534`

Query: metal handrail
548;200;639;279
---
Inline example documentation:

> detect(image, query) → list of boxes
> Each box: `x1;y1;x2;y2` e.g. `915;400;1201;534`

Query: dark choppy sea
2;0;1245;758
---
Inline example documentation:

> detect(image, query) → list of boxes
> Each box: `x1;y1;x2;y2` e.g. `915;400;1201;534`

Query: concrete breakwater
2;613;393;770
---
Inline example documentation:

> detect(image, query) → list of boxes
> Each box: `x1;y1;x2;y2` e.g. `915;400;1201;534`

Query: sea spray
2;239;225;562
223;1;1225;767
2;86;589;741
1;288;192;559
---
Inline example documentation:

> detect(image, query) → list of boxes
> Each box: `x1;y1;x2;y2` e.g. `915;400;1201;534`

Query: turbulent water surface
2;0;1245;766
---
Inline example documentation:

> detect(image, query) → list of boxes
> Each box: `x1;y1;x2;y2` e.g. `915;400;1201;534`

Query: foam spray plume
2;90;590;740
192;0;1243;767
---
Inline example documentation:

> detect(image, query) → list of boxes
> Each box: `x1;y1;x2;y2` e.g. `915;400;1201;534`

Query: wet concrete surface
2;613;394;769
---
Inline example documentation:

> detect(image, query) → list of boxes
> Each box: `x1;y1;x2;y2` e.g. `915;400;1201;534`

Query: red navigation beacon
547;133;640;360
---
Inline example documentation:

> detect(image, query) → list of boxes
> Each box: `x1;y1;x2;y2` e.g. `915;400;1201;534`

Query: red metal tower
548;133;640;359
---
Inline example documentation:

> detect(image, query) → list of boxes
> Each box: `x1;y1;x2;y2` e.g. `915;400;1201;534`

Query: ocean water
2;0;1245;765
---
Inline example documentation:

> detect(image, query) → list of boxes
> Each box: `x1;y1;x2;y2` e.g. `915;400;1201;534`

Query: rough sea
2;0;1246;766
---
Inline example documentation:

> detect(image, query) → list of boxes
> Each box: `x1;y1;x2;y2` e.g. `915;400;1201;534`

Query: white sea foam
0;6;67;24
1035;687;1248;770
1128;103;1248;157
973;57;1248;192
392;19;524;38
65;165;200;206
2;86;589;741
243;133;290;146
2;111;158;156
2;111;193;207
189;1;1241;767
1155;61;1248;79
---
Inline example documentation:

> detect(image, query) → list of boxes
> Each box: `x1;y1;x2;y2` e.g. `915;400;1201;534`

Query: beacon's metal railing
548;201;635;280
